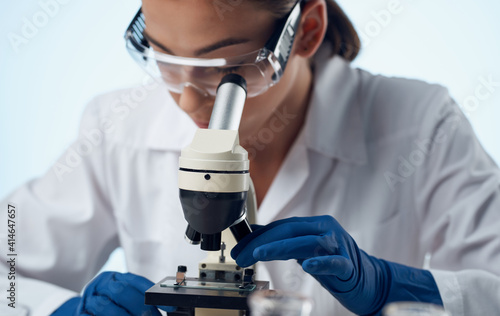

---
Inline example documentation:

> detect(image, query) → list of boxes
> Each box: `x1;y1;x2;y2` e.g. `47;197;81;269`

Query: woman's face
142;0;308;137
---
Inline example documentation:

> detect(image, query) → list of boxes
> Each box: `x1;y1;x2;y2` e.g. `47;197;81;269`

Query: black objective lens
230;218;252;242
185;225;201;245
201;233;222;251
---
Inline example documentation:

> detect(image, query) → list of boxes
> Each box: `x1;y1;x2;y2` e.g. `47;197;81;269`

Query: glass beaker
248;290;313;316
383;302;450;316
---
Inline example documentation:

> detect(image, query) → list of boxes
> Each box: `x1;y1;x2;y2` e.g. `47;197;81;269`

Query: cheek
241;65;296;121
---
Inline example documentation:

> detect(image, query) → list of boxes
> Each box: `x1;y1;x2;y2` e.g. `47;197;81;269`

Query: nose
173;84;212;114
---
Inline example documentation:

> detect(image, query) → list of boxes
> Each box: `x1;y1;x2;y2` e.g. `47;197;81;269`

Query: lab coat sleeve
414;93;500;315
0;96;119;315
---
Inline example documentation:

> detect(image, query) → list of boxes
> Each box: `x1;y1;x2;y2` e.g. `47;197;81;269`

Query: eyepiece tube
208;74;247;131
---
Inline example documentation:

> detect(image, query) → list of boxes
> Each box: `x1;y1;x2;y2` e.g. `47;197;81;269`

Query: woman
2;0;499;315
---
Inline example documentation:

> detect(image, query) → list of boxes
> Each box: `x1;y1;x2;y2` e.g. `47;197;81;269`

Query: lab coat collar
304;45;368;165
144;88;198;151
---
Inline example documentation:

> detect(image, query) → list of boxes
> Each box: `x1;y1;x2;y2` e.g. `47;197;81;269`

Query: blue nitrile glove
50;271;176;316
231;216;443;315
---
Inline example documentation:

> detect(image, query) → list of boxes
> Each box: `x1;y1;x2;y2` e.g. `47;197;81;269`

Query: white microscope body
144;75;266;316
178;74;254;251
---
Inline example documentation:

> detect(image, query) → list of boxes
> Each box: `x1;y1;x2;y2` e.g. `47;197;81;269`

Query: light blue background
1;0;499;270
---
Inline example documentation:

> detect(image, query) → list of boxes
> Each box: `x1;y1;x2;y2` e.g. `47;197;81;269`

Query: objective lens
230;218;252;242
185;225;201;245
201;232;222;251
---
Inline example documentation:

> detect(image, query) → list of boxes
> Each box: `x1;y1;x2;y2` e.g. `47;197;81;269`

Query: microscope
144;74;269;316
143;2;303;313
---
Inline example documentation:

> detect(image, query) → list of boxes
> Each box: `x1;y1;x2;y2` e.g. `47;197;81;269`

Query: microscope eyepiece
217;73;247;93
209;74;247;131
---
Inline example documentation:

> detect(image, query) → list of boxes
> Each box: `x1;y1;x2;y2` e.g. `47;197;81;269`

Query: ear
295;0;328;58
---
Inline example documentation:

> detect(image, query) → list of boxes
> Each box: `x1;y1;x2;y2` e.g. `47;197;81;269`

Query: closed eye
215;66;241;75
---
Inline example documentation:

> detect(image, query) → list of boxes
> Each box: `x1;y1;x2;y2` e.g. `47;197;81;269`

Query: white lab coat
1;45;500;316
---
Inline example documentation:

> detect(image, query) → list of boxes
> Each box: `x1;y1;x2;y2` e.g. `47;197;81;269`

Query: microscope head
178;74;253;251
179;129;251;250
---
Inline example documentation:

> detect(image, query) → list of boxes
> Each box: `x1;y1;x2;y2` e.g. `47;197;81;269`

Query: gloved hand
231;216;443;315
50;271;176;316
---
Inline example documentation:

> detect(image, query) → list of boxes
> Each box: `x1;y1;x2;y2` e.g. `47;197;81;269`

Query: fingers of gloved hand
232;216;333;259
81;272;163;316
233;221;333;267
92;272;162;316
115;272;155;294
113;273;177;313
302;255;354;280
252;235;333;263
81;294;150;316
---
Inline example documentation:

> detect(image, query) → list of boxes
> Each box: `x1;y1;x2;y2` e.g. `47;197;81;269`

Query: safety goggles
124;1;302;98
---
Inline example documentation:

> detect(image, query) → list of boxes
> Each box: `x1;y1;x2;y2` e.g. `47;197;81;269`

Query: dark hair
252;0;361;61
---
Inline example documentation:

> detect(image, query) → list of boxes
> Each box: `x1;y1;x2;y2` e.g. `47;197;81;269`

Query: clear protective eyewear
124;1;302;98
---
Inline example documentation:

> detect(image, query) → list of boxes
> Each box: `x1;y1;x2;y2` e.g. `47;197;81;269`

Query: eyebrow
143;31;250;57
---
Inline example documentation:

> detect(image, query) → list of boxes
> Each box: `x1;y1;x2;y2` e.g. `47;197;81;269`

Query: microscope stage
145;276;269;311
